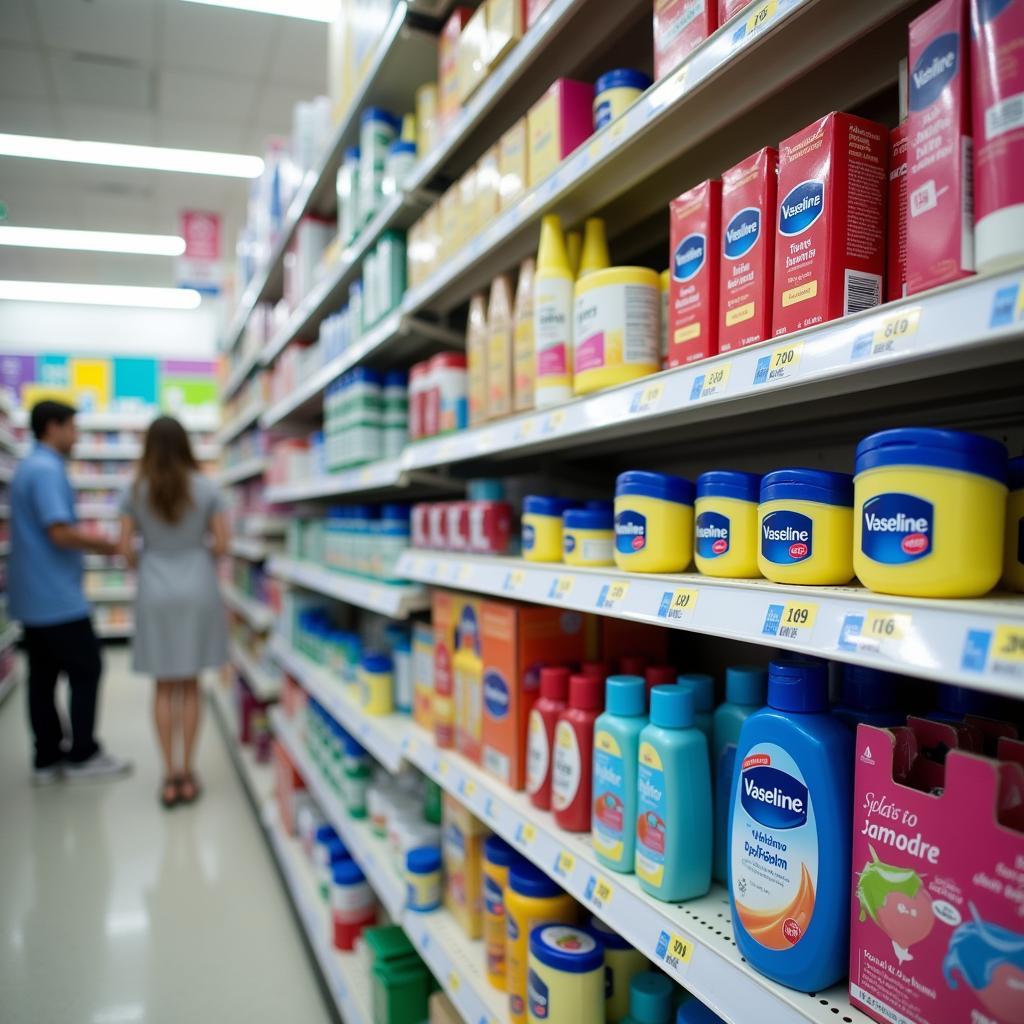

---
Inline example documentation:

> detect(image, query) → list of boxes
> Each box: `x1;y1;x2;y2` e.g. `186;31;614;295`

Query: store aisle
0;648;334;1024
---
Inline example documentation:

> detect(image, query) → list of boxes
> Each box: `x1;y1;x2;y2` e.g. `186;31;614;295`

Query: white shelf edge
217;402;264;445
87;586;135;602
264;457;403;503
222;345;262;402
219;456;269;486
229;536;268;562
229;639;281;702
221;582;275;632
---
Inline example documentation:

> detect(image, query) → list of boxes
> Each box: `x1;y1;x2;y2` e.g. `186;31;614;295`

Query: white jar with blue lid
527;924;605;1023
593;69;652;131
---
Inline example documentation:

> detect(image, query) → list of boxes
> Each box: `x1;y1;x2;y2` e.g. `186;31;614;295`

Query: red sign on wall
177;210;222;295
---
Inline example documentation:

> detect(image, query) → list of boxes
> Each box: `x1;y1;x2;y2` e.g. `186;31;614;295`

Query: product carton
274;739;306;835
479;598;588;790
668;178;721;365
654;0;717;81
850;719;1024;1024
487;0;526;67
719;0;753;22
719;147;777;352
527;78;594;187
887;124;909;302
439;185;461;262
432;589;482;755
412;621;435;733
439;8;473;132
597;616;670;667
442;792;488;938
458;168;479;251
476;145;502;228
526;0;554;28
771;112;888;337
906;0;974;294
499;118;529;208
456;4;489;104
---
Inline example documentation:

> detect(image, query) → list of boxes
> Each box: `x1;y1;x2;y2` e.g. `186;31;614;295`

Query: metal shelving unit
221;582;275;632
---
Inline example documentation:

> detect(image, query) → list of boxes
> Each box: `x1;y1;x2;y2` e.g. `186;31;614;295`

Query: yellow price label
503;569;525;593
587;875;614;910
515;418;536;442
598;581;630;610
777;600;819;637
587;136;605;164
609;118;627;141
662;932;696;970
461;778;477;798
745;0;778;34
992;625;1024;663
456;563;473;584
863;609;911;643
556;851;575;877
549;575;574;601
542;409;566;434
447;971;460;993
872;307;921;352
630;381;665;414
698;362;731;399
762;340;804;384
517;822;536;847
659;588;699;622
438;438;457;461
439;759;450;777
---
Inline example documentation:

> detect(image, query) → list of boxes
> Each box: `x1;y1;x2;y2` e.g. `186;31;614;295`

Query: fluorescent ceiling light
0;134;263;178
0;226;186;256
0;281;202;310
179;0;335;21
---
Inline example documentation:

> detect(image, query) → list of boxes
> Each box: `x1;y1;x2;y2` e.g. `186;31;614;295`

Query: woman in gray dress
118;416;229;807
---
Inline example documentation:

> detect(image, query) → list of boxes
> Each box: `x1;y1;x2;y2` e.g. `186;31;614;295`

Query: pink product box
654;0;717;81
887;124;909;303
445;502;471;551
718;0;752;23
906;0;974;294
411;504;431;548
850;719;1024;1024
427;503;449;549
771;111;888;337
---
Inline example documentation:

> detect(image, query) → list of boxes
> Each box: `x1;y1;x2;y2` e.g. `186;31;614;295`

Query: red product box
654;0;717;81
411;503;431;548
718;147;778;352
887;124;909;302
906;0;974;295
669;178;721;365
427;503;449;549
468;500;513;554
718;0;753;22
445;501;471;551
771;111;888;337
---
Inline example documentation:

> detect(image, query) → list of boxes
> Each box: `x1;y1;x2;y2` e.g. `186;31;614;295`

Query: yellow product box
412;621;434;732
442;792;488;939
416;82;440;157
421;203;441;281
439;186;461;263
487;0;525;67
476;145;502;229
457;4;490;104
439;8;472;132
459;169;479;253
527;78;594;188
499;118;529;209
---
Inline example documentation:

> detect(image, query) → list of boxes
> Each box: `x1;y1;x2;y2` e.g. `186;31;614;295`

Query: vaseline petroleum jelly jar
523;496;577;562
1006;456;1024;592
758;469;854;585
694;470;762;578
527;924;605;1024
854;428;1008;598
563;506;614;566
614;471;694;573
593;69;652;131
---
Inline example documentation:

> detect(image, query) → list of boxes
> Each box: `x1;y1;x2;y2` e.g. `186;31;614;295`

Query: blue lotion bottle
729;658;853;992
676;999;725;1024
711;665;767;884
677;673;714;743
832;664;903;729
635;685;712;902
593;675;648;873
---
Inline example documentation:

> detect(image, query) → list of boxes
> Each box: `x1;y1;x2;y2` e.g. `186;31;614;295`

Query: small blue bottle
677;672;714;743
676;998;725;1024
832;664;903;729
729;658;853;992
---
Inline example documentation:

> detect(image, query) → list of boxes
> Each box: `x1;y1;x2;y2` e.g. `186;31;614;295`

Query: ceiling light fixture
0;226;186;256
0;134;263;178
179;0;335;21
0;281;202;310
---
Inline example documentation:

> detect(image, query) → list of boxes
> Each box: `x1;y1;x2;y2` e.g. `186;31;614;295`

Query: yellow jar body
483;859;511;991
359;669;393;715
563;526;614;567
522;512;563;562
505;889;577;1023
613;495;693;573
694;495;761;578
526;950;604;1024
1005;487;1024;592
758;498;853;585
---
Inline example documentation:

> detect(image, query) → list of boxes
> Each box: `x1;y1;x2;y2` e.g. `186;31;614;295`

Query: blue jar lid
315;824;339;844
344;145;360;161
469;478;505;501
389;139;417;156
697;470;761;503
384;369;408;388
529;924;604;973
584;499;614;513
361;650;392;673
726;665;767;706
510;859;563;898
350;367;382;385
349;503;373;518
332;857;364;885
650;684;694;729
616;470;694;505
676;999;726;1024
767;658;828;713
589;914;631;949
381;503;411;520
523;495;577;517
343;733;367;757
1009;455;1024;490
760;468;853;507
630;972;675;1024
677;673;714;712
605;675;646;716
855;428;1008;484
406;845;441;874
484;834;518;868
325;837;349;862
840;664;896;711
564;507;613;530
595;68;652;94
936;682;990;718
361;106;399;130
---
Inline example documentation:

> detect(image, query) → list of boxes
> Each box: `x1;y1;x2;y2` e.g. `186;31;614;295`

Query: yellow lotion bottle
533;215;574;407
578;217;610;278
566;231;582;278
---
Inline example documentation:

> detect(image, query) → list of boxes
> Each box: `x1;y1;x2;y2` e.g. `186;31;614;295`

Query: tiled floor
0;647;333;1024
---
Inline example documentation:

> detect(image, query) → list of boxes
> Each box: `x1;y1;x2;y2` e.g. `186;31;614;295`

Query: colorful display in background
0;354;217;414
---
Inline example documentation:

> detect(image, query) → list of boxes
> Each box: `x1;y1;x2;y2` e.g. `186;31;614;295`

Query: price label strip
762;600;818;641
851;306;922;360
541;409;566;435
596;581;630;610
753;340;803;385
656;930;696;973
657;588;699;622
962;624;1024;679
838;609;913;656
731;0;779;43
515;821;536;848
690;363;731;401
584;874;614;912
629;381;665;414
554;850;575;879
503;569;525;594
548;575;574;601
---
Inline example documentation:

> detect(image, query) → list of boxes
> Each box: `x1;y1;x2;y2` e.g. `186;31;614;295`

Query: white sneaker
31;763;62;786
64;751;133;782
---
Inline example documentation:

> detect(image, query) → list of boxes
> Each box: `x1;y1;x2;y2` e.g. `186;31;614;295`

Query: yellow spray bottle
533;215;574;407
578;217;610;277
566;231;583;278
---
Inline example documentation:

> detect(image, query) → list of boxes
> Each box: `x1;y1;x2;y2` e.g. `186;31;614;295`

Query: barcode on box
845;270;882;315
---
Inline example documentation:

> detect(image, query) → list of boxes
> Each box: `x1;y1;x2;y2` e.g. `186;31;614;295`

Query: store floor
0;647;333;1024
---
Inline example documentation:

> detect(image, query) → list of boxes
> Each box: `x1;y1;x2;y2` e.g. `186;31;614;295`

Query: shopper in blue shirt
9;400;131;783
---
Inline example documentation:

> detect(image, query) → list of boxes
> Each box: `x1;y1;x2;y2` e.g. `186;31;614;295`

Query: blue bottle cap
564;507;613;530
767;658;829;713
584;499;615;513
389;139;417;156
325;837;349;863
629;972;675;1024
343;733;367;757
361;650;392;673
509;859;563;898
676;999;726;1024
523;495;578;517
361;106;399;130
760;468;853;507
595;68;653;94
381;503;411;520
484;835;518;867
468;478;505;501
677;673;714;712
1009;455;1024;491
605;675;646;716
406;845;441;874
588;914;632;949
616;470;694;506
350;367;382;385
315;824;339;844
855;428;1008;484
529;924;604;973
332;858;364;885
936;683;990;718
840;664;896;711
384;369;408;388
726;665;767;706
650;684;694;729
696;470;761;503
344;146;360;161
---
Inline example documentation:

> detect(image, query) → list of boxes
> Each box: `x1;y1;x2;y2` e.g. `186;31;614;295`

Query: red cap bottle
525;666;570;810
552;674;604;832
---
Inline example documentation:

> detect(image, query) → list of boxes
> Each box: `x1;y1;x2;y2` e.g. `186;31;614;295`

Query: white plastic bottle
533;215;574;407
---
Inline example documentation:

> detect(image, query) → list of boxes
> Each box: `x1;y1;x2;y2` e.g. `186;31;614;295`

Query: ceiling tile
159;68;254;120
0;44;51;101
33;0;158;63
158;1;275;78
50;52;155;112
56;104;158;144
246;85;300;141
0;0;36;45
266;18;328;90
156;114;245;152
0;98;57;135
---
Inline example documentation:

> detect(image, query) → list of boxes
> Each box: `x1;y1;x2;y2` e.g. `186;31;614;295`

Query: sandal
178;772;202;805
160;777;180;808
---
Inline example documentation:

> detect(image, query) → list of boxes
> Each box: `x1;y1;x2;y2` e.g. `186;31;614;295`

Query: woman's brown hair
135;416;197;523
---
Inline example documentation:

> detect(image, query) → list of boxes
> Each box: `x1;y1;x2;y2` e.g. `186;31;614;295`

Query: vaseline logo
483;670;510;719
724;207;761;259
673;232;706;282
761;510;813;563
741;765;808;829
861;493;933;563
778;180;825;236
696;510;730;558
909;34;959;111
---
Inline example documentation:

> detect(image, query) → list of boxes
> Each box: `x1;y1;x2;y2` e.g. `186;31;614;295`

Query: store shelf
63;442;220;461
268;634;406;773
219;456;268;486
217;402;264;445
0;423;18;454
76;503;121;520
229;536;268;562
221;345;262;402
229;639;281;702
87;585;135;602
70;472;132;490
12;408;219;432
268;556;429;619
397;552;1024;698
264;458;404;504
241;514;290;537
221;582;275;632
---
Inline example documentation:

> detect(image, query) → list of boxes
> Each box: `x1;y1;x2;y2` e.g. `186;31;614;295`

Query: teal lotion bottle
832;664;903;729
712;665;767;884
593;675;648;872
621;972;676;1024
635;685;712;901
677;673;714;744
728;658;853;992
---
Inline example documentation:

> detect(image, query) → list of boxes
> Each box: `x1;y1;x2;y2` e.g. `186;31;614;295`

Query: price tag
744;0;778;35
587;136;605;164
657;930;696;971
762;600;819;641
438;438;458;462
863;609;911;643
447;971;461;993
838;609;913;655
993;625;1024;663
484;797;496;820
609;118;627;142
597;581;630;610
439;759;450;778
541;409;566;435
851;306;922;360
554;851;575;878
503;569;525;594
456;563;473;585
585;875;614;911
548;575;574;601
516;821;536;848
649;64;689;111
514;418;536;442
657;588;699;621
475;428;498;453
629;381;665;414
754;341;803;385
690;363;731;400
459;777;477;799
